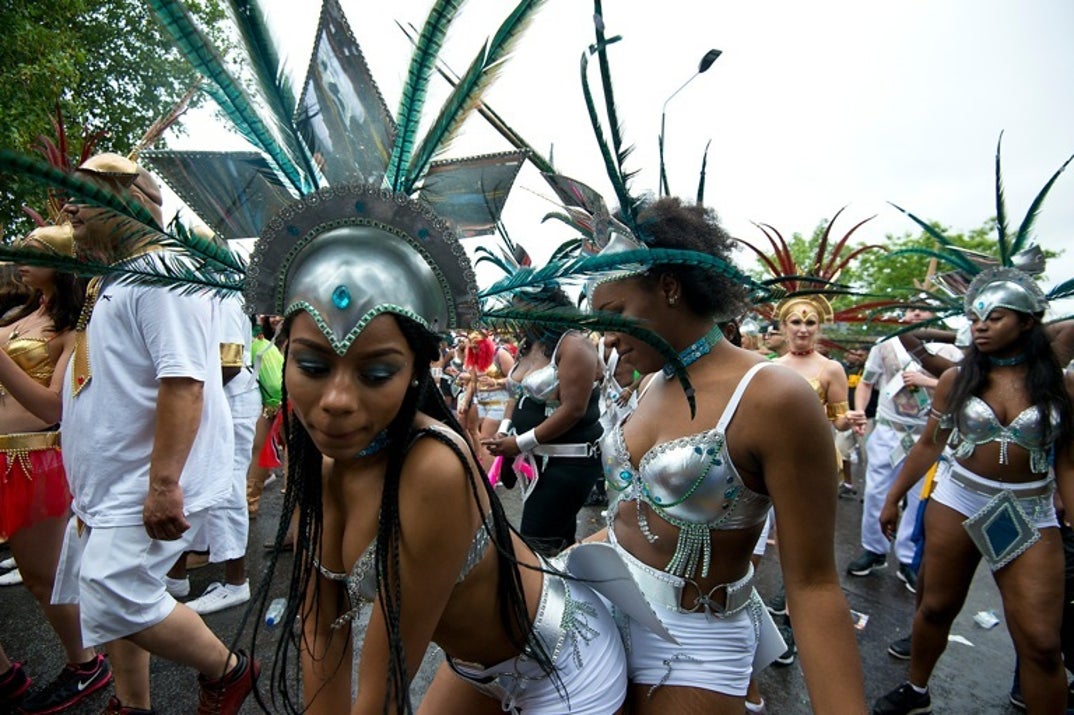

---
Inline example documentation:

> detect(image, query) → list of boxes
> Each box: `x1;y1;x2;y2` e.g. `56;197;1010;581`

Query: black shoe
847;550;887;577
766;585;787;616
897;563;917;593
1009;669;1026;711
18;654;113;714
772;620;796;667
838;482;858;499
0;662;30;708
873;682;931;715
887;636;911;660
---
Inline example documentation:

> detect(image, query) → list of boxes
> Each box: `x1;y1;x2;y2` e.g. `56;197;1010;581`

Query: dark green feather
994;133;1010;263
1013;151;1074;256
385;0;464;192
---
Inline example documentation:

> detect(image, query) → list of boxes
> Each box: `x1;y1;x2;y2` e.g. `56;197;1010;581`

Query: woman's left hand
482;435;520;458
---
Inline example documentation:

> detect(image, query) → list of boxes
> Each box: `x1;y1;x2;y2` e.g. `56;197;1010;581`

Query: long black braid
246;314;559;713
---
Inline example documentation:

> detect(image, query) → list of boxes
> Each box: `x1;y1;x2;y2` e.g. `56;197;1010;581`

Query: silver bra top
941;395;1058;473
510;333;570;405
316;520;491;629
600;362;772;578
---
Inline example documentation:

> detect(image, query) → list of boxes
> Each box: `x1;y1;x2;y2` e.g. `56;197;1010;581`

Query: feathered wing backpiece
889;134;1074;321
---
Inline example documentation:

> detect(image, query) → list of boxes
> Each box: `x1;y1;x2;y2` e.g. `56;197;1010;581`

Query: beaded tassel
666;523;711;578
562;586;600;670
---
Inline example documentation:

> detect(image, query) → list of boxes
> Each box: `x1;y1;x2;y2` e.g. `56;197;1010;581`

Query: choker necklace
355;430;390;458
989;353;1027;367
790;349;815;357
662;323;724;378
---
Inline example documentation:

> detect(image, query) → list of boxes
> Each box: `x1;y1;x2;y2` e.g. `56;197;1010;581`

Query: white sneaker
0;556;15;570
187;580;251;615
0;568;23;586
164;576;190;598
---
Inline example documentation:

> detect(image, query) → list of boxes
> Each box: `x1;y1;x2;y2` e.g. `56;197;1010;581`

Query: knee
917;599;960;628
22;570;56;606
1015;627;1063;670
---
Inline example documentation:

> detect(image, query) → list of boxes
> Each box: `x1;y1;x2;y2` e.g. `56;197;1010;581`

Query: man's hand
143;483;190;540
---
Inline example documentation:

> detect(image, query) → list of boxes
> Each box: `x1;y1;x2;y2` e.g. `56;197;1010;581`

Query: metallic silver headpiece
246;186;478;354
964;266;1047;320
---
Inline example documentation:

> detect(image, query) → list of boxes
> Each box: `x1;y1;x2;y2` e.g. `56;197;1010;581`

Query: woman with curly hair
587;197;865;714
875;268;1074;715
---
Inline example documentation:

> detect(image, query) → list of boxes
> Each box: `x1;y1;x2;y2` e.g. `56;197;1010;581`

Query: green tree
0;0;225;236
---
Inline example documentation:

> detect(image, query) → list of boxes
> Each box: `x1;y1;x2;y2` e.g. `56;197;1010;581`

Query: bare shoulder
401;419;477;500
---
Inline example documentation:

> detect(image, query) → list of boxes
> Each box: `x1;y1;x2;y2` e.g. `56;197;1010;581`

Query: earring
668;294;678;306
411;379;419;387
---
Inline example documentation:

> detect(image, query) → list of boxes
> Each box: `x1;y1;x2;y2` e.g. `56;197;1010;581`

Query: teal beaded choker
988;353;1027;367
662;323;724;378
355;430;390;458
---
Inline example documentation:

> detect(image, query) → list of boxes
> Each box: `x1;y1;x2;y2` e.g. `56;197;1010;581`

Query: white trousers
860;423;923;564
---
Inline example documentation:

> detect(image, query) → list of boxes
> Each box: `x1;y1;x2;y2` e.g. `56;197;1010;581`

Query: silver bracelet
497;418;513;435
515;429;540;453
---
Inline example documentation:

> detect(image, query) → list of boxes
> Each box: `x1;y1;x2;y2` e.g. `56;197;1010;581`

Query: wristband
515;429;540;453
497;419;513;435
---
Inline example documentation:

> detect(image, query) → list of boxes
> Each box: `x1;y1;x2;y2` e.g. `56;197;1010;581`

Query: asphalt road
1;460;1034;714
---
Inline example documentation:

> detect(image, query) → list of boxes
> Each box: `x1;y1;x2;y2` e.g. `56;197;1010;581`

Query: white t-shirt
861;339;963;428
61;276;234;527
218;294;258;400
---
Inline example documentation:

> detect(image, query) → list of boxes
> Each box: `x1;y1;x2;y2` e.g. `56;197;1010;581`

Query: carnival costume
0;225;73;539
886;136;1074;571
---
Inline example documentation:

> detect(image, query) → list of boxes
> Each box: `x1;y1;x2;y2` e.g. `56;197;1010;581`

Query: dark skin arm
898;330;960;377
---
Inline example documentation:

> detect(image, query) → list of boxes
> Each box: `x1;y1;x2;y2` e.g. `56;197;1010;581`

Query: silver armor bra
940;395;1058;473
510;334;570;405
600;362;772;578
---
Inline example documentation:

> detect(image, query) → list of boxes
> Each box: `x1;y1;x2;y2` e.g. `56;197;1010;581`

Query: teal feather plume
405;0;545;192
696;140;711;205
226;0;321;190
580;43;638;225
1013;151;1074;257
146;0;312;194
592;1;636;212
385;0;465;192
994;133;1010;263
480;304;696;416
889;246;980;275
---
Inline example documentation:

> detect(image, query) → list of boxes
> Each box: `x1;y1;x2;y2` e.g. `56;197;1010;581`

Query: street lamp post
659;49;722;198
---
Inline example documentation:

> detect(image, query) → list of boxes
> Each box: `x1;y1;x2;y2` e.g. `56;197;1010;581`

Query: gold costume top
5;337;54;387
806;375;826;404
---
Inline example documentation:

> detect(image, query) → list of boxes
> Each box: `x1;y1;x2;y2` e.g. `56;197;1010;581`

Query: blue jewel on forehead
332;285;352;310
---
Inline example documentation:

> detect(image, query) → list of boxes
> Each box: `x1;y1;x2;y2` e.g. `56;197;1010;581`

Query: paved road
2;464;1031;713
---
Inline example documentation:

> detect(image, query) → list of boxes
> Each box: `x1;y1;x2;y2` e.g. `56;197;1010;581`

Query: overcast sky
170;0;1074;308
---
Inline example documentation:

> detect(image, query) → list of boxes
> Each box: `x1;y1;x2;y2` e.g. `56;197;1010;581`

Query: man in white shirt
847;308;963;592
52;154;258;715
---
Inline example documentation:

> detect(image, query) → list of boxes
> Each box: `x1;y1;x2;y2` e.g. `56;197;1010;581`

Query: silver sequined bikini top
600;362;772;578
941;395;1058;473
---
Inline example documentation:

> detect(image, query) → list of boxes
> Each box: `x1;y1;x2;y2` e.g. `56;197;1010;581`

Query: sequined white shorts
931;463;1056;530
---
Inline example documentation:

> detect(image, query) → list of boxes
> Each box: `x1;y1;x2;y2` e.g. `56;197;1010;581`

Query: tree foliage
0;0;226;237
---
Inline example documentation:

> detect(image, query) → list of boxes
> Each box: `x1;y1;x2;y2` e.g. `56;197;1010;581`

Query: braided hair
251;313;556;714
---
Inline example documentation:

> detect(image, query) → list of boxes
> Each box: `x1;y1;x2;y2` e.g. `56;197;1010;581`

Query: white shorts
619;596;760;697
194;390;259;561
51;511;210;646
931;463;1057;530
475;389;509;421
450;573;627;714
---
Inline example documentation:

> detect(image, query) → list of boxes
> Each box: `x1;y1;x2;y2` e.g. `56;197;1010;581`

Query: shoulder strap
716;362;771;431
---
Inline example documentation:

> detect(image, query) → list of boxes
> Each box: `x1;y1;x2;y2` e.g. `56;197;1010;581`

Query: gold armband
219;342;244;368
826;401;850;420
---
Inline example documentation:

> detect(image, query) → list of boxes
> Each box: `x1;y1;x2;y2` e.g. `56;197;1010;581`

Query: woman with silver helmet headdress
874;138;1074;714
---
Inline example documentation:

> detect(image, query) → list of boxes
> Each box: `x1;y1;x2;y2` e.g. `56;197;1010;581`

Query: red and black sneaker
196;650;260;715
17;653;113;714
0;662;31;709
100;695;156;715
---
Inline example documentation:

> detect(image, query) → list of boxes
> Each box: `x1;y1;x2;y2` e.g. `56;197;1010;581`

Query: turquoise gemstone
331;285;351;310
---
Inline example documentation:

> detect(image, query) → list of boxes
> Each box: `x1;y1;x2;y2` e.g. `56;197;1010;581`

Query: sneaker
0;568;23;586
19;654;113;714
164;576;190;599
1009;669;1026;711
838;482;858;499
887;636;912;660
773;620;796;667
196;650;259;715
897;563;918;594
0;556;15;570
847;550;887;577
0;662;31;707
101;695;156;714
187;581;251;615
766;585;787;616
873;682;931;715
